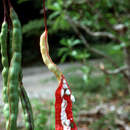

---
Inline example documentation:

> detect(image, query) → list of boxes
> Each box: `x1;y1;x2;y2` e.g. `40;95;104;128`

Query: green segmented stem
19;80;34;130
0;1;35;130
7;7;22;130
0;21;10;126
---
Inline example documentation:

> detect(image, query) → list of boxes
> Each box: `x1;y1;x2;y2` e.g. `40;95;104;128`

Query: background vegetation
0;0;130;129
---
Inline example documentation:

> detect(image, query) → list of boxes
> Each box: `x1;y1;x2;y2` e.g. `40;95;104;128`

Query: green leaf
60;54;68;63
22;19;43;35
48;2;61;11
71;50;78;57
58;48;69;56
109;18;117;25
49;11;60;20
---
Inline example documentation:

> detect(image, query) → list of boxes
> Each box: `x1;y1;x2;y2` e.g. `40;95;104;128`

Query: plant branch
75;20;119;42
65;14;130;81
100;64;128;75
8;0;12;8
65;14;117;66
43;0;47;31
2;0;7;21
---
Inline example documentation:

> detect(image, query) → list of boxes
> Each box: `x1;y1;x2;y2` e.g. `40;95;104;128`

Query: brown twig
70;17;119;42
8;0;12;8
100;64;128;75
65;14;130;82
43;0;47;31
65;14;117;67
2;0;7;21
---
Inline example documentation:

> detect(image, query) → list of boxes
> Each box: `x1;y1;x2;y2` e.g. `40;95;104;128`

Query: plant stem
43;0;47;31
2;0;7;21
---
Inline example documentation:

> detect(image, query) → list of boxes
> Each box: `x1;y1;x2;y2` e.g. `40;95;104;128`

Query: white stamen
65;120;70;126
61;89;64;97
61;113;67;120
71;95;75;103
63;84;68;89
62;123;71;130
63;79;66;84
61;120;66;126
63;126;71;130
62;120;71;130
61;99;68;128
61;100;67;108
66;89;71;95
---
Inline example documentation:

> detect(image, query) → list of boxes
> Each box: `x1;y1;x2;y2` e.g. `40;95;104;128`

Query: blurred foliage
65;64;127;99
17;0;30;4
89;112;117;130
58;38;90;62
11;0;129;64
32;99;55;130
46;0;130;31
22;19;43;36
93;43;124;64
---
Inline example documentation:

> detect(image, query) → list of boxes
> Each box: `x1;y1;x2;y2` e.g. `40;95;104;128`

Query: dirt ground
0;63;82;104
